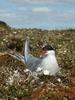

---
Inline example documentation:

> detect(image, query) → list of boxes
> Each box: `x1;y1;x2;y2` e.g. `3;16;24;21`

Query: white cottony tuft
57;78;61;82
24;69;30;73
43;70;50;75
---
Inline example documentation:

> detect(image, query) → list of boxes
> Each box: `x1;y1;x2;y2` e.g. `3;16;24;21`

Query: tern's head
42;45;55;55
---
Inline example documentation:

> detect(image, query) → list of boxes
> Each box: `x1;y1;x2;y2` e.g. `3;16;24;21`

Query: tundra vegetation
0;21;75;99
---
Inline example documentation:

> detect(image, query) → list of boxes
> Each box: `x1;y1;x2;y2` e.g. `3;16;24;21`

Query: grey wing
24;38;42;72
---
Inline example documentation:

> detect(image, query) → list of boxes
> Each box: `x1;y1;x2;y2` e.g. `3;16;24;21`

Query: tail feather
7;50;25;64
24;37;30;63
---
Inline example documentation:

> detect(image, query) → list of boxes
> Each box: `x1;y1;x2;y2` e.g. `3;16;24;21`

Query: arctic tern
8;38;60;76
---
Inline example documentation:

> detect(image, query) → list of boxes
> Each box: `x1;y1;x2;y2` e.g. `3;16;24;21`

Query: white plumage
24;38;60;76
40;50;60;75
8;38;60;77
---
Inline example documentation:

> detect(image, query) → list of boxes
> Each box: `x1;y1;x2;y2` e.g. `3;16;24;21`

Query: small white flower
64;50;67;53
43;70;49;75
7;76;14;85
13;31;17;34
57;78;61;82
14;70;20;77
24;69;29;73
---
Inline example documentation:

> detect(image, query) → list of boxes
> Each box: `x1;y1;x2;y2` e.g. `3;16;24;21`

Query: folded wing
24;38;42;72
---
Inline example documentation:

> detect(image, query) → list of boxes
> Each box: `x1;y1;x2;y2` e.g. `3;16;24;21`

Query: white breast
41;50;60;75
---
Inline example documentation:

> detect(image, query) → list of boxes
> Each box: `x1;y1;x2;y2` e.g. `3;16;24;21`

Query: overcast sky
0;0;75;29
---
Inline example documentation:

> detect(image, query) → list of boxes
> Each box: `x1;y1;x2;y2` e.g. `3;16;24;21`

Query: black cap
42;45;54;51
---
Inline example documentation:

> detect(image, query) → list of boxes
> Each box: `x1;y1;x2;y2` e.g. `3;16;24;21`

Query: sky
0;0;75;29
